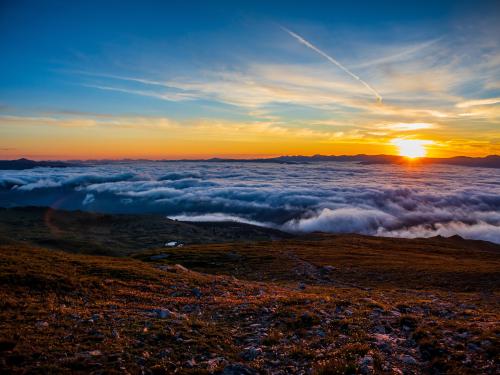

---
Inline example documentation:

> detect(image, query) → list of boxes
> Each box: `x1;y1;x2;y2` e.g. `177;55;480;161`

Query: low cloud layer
1;161;499;243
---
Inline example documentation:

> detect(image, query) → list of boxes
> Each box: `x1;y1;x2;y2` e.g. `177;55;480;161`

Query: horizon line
2;153;499;162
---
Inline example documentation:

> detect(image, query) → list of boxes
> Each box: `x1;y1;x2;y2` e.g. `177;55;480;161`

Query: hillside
0;207;292;256
0;222;499;374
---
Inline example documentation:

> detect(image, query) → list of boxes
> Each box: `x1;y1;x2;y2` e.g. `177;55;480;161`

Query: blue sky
0;0;499;159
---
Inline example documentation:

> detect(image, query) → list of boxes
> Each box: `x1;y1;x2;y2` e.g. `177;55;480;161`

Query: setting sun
392;139;431;158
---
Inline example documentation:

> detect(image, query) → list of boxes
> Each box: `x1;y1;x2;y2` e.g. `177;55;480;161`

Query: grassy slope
0;207;292;256
0;231;499;374
136;233;500;291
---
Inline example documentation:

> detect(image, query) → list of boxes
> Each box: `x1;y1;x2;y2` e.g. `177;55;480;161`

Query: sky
0;0;499;160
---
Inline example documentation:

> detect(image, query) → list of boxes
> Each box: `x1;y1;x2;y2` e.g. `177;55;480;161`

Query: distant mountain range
0;158;80;170
1;155;500;169
188;154;500;168
266;154;500;168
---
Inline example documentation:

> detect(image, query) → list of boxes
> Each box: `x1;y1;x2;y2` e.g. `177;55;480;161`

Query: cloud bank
0;161;499;243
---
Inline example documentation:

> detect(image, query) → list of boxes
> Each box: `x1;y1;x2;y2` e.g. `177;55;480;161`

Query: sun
391;139;430;158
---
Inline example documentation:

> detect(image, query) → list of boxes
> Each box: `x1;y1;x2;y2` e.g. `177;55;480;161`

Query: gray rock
154;308;172;319
36;321;49;329
320;265;336;273
192;287;202;298
240;346;262;361
401;354;417;365
359;355;374;374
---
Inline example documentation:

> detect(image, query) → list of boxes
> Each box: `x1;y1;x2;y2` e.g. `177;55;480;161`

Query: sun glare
391;139;430;158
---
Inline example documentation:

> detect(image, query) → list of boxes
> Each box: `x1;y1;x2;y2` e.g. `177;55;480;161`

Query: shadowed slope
0;207;292;256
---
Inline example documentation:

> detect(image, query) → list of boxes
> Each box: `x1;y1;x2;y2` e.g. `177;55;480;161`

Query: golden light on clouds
381;122;435;131
391;138;432;158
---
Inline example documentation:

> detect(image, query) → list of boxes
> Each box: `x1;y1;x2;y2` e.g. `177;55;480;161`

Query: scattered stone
154;308;172;319
36;321;49;329
91;314;101;321
320;265;336;273
358;355;374;374
401;354;417;365
207;356;226;370
480;340;492;347
240;346;262;361
192;287;202;298
158;349;171;358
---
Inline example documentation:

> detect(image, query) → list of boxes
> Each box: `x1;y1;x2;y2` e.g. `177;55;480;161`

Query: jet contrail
282;27;382;102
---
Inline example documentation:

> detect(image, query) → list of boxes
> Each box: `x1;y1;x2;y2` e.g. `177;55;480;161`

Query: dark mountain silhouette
0;158;79;170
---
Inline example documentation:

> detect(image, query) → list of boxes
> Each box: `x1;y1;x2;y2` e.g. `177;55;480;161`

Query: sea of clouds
1;161;499;243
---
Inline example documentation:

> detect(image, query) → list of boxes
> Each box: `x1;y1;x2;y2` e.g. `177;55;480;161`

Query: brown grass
1;232;499;374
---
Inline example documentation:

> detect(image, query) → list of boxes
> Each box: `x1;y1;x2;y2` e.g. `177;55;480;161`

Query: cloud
82;193;95;205
377;122;435;131
351;38;442;69
456;97;500;108
0;161;499;243
378;221;500;244
284;207;396;234
281;27;383;102
169;213;269;227
83;84;197;102
0;114;179;130
11;172;137;191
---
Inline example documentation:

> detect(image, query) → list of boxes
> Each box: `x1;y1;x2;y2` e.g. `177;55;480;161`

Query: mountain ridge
2;155;499;169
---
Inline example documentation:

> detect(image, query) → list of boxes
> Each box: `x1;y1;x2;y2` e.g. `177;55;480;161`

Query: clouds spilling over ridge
0;161;499;243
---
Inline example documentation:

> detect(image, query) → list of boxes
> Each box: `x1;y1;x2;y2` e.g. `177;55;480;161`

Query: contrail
282;27;382;102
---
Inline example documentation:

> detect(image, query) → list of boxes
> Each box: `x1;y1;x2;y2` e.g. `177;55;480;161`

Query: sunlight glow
391;138;431;158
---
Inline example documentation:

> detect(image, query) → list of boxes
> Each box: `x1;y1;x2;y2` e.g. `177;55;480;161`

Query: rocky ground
0;231;499;374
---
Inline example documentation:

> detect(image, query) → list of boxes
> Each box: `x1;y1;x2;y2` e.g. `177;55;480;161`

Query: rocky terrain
0;211;499;374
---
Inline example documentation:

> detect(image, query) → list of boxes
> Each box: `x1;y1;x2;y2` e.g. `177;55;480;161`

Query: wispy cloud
83;84;197;102
281;27;383;102
351;38;442;69
377;122;436;131
0;114;178;130
456;97;500;108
